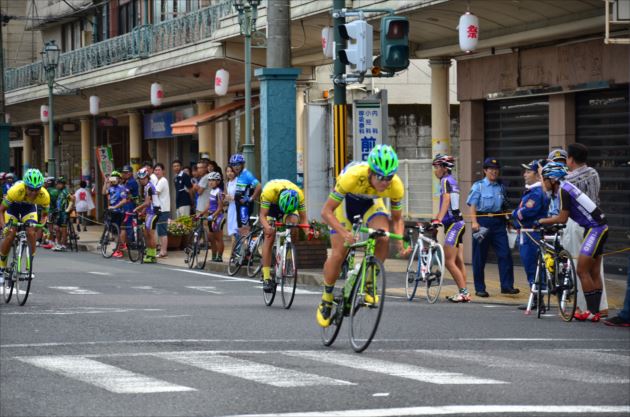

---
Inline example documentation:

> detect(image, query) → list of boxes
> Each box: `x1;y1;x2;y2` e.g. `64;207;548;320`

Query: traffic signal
380;16;409;73
337;20;373;74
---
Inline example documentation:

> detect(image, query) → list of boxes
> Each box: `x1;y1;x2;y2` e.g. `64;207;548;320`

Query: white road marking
413;349;629;384
87;271;111;276
49;286;101;295
153;351;354;387
223;405;630;417
186;286;223;294
372;393;390;397
253;285;319;295
16;356;195;394
171;268;256;283
539;349;630;367
1;307;162;316
283;351;506;385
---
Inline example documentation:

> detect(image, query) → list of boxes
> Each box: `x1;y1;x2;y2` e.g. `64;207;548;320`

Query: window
95;4;109;42
153;0;199;22
118;0;139;35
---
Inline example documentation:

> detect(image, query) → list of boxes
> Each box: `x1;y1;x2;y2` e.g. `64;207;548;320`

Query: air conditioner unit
613;0;630;21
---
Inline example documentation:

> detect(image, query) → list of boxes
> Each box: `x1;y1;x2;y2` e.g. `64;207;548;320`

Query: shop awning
171;99;249;135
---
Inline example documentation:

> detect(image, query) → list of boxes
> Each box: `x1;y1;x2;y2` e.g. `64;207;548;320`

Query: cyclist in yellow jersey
317;145;409;327
0;169;50;275
258;179;308;293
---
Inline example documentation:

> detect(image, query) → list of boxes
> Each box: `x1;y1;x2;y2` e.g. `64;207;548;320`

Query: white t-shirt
150;173;158;186
155;176;170;212
196;173;211;213
73;187;94;213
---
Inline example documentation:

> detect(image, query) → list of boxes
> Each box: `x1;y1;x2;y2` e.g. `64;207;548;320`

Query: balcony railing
4;0;235;91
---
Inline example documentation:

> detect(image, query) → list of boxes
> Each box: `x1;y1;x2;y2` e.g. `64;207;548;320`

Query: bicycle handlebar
273;222;312;229
359;226;403;240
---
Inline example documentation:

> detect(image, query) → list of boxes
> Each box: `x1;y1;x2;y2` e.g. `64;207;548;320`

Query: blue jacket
512;183;548;228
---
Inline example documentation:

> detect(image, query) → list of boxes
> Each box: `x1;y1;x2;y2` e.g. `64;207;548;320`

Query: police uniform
512;177;549;287
466;158;515;294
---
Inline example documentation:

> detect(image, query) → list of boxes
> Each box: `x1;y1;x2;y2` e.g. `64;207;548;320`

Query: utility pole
0;12;11;173
332;0;347;178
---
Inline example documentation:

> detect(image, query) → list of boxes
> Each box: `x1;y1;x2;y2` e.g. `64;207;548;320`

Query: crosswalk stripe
49;286;101;295
538;349;630;367
153;351;354;387
412;349;629;384
186;286;223;294
16;356;195;394
283;351;506;385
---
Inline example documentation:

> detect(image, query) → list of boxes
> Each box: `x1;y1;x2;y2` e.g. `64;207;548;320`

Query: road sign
352;90;388;161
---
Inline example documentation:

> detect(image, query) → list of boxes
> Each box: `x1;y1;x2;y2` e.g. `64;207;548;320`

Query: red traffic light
386;20;408;39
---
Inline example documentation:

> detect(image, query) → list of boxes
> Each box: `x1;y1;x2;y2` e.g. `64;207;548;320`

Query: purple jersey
559;181;606;229
439;174;462;224
144;181;160;215
209;187;221;213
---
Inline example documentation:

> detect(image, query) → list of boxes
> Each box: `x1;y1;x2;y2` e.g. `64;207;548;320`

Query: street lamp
234;0;260;173
42;40;60;177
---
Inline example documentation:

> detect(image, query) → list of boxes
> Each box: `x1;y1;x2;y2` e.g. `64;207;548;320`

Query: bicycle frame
411;226;440;280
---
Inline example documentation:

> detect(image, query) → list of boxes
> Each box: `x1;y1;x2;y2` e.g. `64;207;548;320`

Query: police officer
466;157;518;297
512;160;549;310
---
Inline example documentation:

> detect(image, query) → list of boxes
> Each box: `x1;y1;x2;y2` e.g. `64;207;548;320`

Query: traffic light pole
332;0;347;178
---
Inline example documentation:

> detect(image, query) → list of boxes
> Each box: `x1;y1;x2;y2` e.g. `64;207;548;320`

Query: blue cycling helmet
367;144;399;177
278;189;299;213
23;169;44;189
541;162;568;180
136;167;149;179
229;153;245;166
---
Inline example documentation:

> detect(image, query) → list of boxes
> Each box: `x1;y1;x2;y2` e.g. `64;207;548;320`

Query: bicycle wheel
100;223;120;258
536;262;545;319
246;230;264;277
67;220;78;252
185;234;198;270
556;255;577;322
404;243;420;301
227;236;244;276
127;226;141;263
280;242;297;309
349;258;386;353
16;243;33;306
426;244;444;304
321;266;348;347
195;228;209;270
2;246;15;303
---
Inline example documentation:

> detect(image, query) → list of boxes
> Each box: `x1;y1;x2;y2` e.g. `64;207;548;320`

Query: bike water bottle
343;263;361;297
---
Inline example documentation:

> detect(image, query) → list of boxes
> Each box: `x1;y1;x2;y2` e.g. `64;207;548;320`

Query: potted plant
166;217;193;250
293;219;329;269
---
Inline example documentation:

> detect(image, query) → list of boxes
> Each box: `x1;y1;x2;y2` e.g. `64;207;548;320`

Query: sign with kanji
96;146;114;179
352;92;388;162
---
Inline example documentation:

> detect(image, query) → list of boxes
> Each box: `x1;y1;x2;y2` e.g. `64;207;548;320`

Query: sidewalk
71;225;627;309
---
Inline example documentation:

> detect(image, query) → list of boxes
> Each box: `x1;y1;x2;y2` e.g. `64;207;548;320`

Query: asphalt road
1;251;629;417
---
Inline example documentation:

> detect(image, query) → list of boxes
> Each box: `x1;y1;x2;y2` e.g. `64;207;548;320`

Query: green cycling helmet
110;170;122;178
23;168;44;189
367;144;399;177
278;189;299;213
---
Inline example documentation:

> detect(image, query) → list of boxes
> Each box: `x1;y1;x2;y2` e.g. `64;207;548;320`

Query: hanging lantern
150;82;164;107
4;113;10;123
321;27;334;58
459;12;479;53
89;96;100;116
40;105;49;123
214;69;229;96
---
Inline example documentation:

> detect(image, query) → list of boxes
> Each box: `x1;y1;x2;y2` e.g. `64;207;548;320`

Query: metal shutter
576;87;630;276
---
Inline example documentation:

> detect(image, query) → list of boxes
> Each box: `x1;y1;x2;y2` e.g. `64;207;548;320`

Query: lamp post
42;40;60;177
234;0;260;173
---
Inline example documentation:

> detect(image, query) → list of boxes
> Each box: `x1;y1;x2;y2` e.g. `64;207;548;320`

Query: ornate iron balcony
4;0;235;91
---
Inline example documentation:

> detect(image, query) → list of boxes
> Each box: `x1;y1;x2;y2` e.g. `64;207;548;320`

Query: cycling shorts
55;211;69;227
267;204;298;223
110;211;124;228
581;225;608;258
236;200;254;228
444;220;466;248
210;212;225;233
4;202;38;225
145;212;159;231
332;194;388;233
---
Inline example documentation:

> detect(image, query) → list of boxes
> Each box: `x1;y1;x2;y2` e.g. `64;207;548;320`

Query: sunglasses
375;174;395;182
26;186;41;192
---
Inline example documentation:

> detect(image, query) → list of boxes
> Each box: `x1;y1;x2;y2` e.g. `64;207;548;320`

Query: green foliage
167;216;193;237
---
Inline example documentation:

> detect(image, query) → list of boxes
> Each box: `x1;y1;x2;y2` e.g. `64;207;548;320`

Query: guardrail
4;0;235;91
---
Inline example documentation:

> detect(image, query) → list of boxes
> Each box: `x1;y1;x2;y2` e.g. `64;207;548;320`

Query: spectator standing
3;173;15;194
194;160;211;215
225;165;239;238
466;157;519;297
512;160;549;310
74;180;94;232
172;159;193;218
53;177;70;251
121;165;139;252
208;160;225;191
102;171;128;258
561;143;609;317
154;163;171;258
604;254;630;327
143;161;158;185
230;153;261;237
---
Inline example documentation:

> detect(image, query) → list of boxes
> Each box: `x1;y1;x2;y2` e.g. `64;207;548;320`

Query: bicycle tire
101;223;120;258
557;256;578;322
321;262;348;347
404;243;420;301
246;230;264;277
16;243;32;306
262;245;278;306
536;263;544;319
67;220;78;252
227;236;244;276
349;257;386;353
280;242;297;309
2;245;15;303
127;226;142;263
137;229;146;264
195;228;209;270
531;255;545;317
426;244;444;304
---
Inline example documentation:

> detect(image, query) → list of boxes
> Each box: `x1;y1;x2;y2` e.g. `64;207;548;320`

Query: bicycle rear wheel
536;264;545;319
2;245;15;303
349;258;386;353
556;255;577;321
100;223;120;258
194;228;209;270
426;245;444;304
16;243;33;306
227;236;244;276
127;226;142;262
404;243;420;301
322;264;349;347
67;220;79;252
280;242;297;309
246;230;264;277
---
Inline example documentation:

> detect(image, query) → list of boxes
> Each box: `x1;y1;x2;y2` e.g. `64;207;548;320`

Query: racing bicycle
322;216;403;353
227;216;263;276
2;221;45;306
99;210;120;258
185;217;209;270
405;222;444;303
124;212;146;263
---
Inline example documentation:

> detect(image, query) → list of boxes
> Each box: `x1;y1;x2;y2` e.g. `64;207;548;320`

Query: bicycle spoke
349;258;386;353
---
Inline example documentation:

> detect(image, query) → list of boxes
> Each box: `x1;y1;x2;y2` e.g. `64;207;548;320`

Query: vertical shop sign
96;146;115;178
